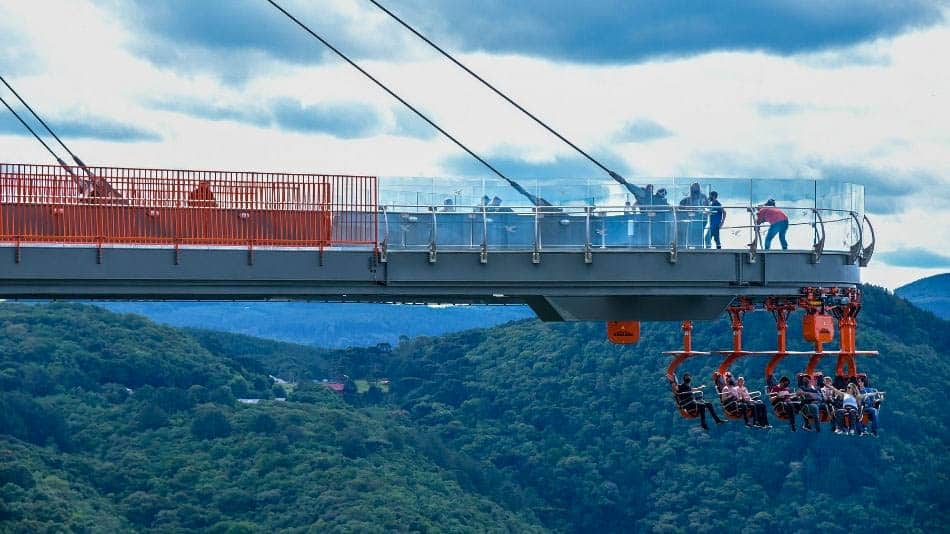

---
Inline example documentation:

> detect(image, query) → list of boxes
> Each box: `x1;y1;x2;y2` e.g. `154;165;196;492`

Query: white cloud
0;1;947;289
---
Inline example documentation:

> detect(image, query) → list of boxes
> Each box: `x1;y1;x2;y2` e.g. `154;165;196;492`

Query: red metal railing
0;163;377;247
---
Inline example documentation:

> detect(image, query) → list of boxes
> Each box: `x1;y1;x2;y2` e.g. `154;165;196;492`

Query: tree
191;406;231;440
137;402;169;430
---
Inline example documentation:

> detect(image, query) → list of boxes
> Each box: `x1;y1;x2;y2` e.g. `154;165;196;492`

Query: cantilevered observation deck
0;164;872;321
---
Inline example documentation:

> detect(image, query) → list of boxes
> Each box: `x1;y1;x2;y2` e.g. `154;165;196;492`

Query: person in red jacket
756;199;788;250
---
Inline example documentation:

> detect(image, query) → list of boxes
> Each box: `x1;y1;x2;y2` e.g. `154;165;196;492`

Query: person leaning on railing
756;199;788;250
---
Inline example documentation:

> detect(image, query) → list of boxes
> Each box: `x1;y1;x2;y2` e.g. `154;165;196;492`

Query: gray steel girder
0;245;861;321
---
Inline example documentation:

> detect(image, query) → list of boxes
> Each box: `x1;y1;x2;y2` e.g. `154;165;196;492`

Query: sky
0;0;948;289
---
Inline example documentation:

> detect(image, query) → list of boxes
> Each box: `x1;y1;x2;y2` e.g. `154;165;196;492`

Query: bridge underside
0;245;861;321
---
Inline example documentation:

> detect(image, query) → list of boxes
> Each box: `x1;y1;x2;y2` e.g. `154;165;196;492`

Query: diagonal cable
367;0;632;187
0;92;83;183
263;0;529;194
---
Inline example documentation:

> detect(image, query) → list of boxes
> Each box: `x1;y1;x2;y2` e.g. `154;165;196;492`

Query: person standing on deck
705;191;725;249
678;182;707;248
756;199;789;250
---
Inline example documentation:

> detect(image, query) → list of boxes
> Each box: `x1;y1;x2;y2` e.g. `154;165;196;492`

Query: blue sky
0;0;948;287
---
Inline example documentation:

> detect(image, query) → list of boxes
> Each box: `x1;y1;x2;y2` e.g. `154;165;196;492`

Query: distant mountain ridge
98;302;533;348
896;272;950;319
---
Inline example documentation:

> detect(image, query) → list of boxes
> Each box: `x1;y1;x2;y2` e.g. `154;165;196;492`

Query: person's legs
777;220;789;250
782;402;796;430
707;222;721;248
803;404;820;431
739;402;751;425
756;402;769;427
865;407;879;434
696;404;709;429
764;224;778;250
702;401;725;423
834;409;847;433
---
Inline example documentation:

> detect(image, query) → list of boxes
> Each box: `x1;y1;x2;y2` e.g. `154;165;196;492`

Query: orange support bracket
665;321;710;379
714;300;754;377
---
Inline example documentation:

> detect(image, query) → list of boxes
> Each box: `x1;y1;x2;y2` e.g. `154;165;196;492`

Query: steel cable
264;0;529;196
367;0;631;186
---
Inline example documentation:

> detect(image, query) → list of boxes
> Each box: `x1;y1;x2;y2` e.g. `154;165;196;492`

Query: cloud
107;0;411;81
150;97;270;126
757;102;810;116
809;163;935;215
0;22;40;76
691;151;938;216
390;1;945;64
0;113;160;142
271;99;382;138
443;151;631;181
391;108;437;140
878;247;950;269
613;118;672;142
153;96;386;139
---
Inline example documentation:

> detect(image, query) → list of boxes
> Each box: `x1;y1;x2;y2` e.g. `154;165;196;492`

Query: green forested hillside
2;286;948;533
325;285;949;532
0;304;541;532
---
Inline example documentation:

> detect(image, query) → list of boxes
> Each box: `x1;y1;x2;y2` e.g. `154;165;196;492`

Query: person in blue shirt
705;191;725;249
857;376;881;436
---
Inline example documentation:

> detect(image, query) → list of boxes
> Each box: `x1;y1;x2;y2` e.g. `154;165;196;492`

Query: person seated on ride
857;376;881;436
768;375;798;432
675;373;726;430
797;375;823;432
722;375;758;427
736;377;770;428
821;376;843;432
718;374;747;424
825;383;865;435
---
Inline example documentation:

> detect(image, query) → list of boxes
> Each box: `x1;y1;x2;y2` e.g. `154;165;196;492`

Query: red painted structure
0;163;377;247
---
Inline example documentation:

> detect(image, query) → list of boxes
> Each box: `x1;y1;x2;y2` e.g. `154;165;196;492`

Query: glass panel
538;207;588;249
817;181;857;252
377;176;865;253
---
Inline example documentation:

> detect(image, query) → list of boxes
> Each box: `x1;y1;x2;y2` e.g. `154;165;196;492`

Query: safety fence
0;163;377;247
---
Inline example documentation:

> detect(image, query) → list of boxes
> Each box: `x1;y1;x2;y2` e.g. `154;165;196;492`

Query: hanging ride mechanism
663;287;881;431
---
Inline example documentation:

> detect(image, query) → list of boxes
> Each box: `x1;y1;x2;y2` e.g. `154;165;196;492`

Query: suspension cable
367;0;631;187
0;92;83;182
0;74;92;171
264;0;526;194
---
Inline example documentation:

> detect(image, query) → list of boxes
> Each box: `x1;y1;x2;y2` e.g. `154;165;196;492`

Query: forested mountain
303;284;949;532
2;286;948;532
896;273;950;319
98;302;533;348
0;304;541;532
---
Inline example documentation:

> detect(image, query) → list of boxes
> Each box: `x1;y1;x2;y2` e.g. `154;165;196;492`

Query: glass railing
376;178;869;257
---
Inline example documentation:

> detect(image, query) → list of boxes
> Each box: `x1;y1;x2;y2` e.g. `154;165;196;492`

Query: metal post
532;205;541;264
669;205;678;264
584;206;592;264
479;204;488;264
428;206;437;263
